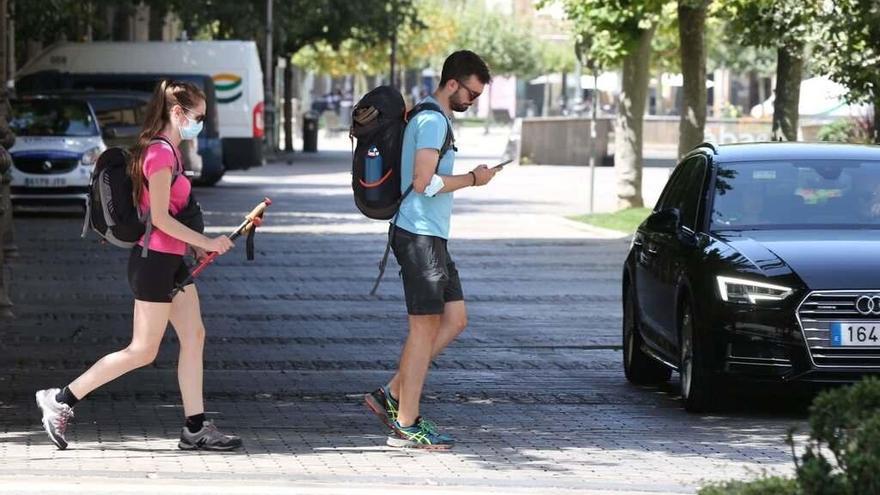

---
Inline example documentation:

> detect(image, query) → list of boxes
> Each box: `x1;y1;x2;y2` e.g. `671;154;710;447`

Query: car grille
12;155;80;175
797;291;880;368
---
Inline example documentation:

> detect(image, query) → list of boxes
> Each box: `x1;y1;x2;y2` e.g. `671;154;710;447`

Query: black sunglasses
456;80;482;100
182;106;206;124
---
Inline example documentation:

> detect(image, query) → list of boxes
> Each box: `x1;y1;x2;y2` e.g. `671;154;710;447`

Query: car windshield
711;160;880;230
9;99;98;137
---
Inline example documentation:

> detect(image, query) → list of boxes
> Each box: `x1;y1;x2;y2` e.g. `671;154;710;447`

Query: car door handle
646;246;658;255
633;239;643;247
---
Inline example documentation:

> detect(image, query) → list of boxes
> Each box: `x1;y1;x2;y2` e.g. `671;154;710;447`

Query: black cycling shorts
391;226;463;315
128;245;193;303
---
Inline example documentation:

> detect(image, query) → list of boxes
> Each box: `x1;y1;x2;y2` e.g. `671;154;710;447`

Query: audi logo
855;295;880;315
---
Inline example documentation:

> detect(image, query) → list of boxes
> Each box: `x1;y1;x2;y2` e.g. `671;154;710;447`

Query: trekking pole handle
170;197;272;297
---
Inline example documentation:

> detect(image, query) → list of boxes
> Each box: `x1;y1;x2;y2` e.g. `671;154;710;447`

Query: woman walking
35;80;241;451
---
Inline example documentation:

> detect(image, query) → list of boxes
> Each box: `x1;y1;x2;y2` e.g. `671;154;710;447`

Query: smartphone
492;159;513;171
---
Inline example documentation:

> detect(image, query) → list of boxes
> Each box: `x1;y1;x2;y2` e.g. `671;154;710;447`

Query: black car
623;142;880;412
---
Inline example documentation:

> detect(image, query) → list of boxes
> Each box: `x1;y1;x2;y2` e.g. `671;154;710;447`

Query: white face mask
178;108;203;140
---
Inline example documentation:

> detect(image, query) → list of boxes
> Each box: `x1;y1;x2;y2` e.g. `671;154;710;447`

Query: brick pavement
0;128;805;494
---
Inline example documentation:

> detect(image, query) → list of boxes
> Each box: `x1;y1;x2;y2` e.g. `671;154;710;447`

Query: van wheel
679;299;716;413
194;170;224;187
623;284;672;385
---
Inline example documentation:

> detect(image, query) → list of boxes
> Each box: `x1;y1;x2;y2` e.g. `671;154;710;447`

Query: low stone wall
519;115;842;165
519;116;612;166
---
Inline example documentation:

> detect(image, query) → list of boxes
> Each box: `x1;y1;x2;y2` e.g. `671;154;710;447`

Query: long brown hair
130;79;205;204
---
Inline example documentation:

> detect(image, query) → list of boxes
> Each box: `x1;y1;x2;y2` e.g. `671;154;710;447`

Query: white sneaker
35;388;74;450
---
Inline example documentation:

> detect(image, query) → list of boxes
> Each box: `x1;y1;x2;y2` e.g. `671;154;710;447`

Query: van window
10;99;98;137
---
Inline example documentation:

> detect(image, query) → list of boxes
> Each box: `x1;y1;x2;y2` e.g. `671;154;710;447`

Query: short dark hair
439;50;491;87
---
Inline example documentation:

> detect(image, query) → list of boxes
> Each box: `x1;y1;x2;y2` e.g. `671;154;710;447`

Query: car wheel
194;170;224;187
679;299;716;413
623;284;672;384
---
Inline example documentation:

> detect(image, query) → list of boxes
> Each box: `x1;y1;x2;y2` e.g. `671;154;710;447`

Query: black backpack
350;86;454;220
349;86;455;294
82;136;200;257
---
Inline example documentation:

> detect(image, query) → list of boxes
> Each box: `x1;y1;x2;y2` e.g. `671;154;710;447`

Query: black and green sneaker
387;417;455;450
364;385;398;430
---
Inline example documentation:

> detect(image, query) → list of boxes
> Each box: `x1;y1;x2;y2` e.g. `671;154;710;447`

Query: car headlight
716;275;793;304
81;146;102;167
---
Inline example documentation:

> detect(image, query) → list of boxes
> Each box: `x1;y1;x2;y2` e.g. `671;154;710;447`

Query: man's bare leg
395;314;442;427
388;301;466;400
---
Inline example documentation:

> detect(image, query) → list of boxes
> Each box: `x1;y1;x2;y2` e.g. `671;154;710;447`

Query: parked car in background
16;40;265;182
18;73;224;185
8;96;104;207
623;142;880;412
27;89;211;183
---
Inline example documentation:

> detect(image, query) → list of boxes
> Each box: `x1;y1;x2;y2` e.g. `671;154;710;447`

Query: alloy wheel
680;306;694;399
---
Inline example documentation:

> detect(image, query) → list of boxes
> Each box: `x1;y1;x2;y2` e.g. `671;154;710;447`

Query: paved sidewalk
0;127;804;494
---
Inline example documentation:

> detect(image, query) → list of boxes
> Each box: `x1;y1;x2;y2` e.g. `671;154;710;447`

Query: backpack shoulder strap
138;138;183;258
148;136;183;181
371;103;456;296
408;102;455;159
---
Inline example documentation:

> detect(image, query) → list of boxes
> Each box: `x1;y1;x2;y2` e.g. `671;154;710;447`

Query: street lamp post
263;0;275;153
0;0;13;318
588;67;598;214
0;137;12;318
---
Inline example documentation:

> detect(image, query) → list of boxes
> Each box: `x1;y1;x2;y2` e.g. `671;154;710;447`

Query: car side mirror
102;127;118;139
646;208;680;234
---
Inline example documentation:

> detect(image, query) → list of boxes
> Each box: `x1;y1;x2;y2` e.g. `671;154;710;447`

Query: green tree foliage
455;6;542;78
15;0;105;43
719;0;823;140
536;40;575;77
719;0;820;67
550;0;665;208
292;0;455;77
551;0;665;69
14;1;423;61
813;0;880;143
700;377;880;494
677;0;711;156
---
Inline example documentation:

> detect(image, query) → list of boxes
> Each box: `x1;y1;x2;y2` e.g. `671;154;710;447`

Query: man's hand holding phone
492;159;513;171
471;159;511;187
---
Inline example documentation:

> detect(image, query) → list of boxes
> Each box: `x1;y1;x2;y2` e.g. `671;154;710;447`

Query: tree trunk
149;3;167;41
112;2;133;41
656;73;664;116
542;80;550;117
772;44;804;141
284;60;293;152
561;71;568;113
615;27;654;209
483;83;493;135
874;91;880;144
0;0;14;317
677;0;709;157
748;70;760;112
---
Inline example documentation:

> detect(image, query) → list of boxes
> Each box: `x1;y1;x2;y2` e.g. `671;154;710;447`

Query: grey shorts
390;226;464;315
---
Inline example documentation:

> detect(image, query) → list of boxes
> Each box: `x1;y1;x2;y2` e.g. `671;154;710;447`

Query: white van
16;41;264;183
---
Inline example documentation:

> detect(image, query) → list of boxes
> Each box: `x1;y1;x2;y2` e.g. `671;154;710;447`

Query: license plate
24;177;67;187
831;322;880;346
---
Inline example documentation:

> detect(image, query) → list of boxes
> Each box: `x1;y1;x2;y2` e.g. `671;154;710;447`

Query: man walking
365;50;496;449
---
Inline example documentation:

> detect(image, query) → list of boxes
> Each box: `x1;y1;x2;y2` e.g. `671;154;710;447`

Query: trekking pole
170;197;272;298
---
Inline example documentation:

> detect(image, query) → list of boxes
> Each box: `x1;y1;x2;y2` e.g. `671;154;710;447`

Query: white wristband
423;174;445;197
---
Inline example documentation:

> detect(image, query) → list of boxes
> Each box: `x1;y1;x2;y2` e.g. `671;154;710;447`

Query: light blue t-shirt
395;96;456;239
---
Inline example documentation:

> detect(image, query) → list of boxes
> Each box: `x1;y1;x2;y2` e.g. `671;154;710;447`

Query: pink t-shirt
136;138;192;256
